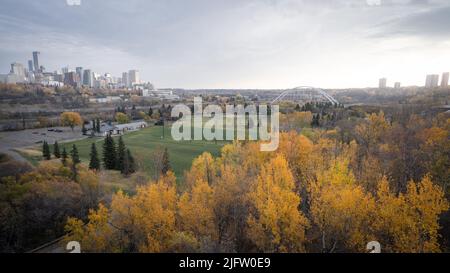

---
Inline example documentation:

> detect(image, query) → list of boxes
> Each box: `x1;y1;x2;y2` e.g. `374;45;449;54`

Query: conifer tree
61;147;68;166
70;144;80;181
53;141;61;158
89;142;100;171
71;144;80;165
127;149;136;174
102;134;117;170
96;118;101;133
116;136;126;171
42;141;51;160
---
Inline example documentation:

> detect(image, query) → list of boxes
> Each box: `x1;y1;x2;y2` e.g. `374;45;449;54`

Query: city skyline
1;0;450;89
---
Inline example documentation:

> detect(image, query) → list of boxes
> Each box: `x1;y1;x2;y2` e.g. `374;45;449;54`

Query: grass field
19;125;227;181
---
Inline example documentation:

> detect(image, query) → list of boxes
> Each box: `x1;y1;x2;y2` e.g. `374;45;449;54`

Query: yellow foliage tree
374;176;449;252
115;112;130;124
309;159;376;252
247;154;309;252
184;152;217;189
60;112;83;131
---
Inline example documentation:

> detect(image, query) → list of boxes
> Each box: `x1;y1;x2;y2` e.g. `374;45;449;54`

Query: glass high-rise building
32;51;40;72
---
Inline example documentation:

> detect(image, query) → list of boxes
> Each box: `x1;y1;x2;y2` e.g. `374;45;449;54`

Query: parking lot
0;126;87;161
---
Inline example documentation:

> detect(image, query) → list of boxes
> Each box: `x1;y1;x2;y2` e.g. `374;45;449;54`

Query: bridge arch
271;86;339;105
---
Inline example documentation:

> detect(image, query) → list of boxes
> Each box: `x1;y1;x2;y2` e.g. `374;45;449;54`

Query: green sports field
21;125;226;180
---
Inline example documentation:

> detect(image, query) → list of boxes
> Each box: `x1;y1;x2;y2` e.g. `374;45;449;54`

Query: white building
128;70;140;86
441;72;449;87
10;62;27;82
425;74;440;88
379;78;387;89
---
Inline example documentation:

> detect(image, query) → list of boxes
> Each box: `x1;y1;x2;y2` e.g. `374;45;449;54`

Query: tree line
65;111;450;253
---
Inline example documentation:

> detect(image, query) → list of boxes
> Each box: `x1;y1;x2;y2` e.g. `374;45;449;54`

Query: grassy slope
20;125;226;180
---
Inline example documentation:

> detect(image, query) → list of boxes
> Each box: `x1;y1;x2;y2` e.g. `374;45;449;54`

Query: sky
0;0;450;89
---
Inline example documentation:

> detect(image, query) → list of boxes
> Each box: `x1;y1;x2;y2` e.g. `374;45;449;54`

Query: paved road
0;126;87;161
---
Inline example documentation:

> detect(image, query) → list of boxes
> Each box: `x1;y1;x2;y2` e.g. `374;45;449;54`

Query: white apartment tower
128;70;140;87
441;72;449;87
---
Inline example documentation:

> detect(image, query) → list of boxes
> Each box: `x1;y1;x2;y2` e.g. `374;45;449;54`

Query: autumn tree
309;158;376;252
115;112;129;124
162;147;171;175
66;173;178;252
247;154;309;252
60;112;83;131
178;179;217;247
374;176;449;252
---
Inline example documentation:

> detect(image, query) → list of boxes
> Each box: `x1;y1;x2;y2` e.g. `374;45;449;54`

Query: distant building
32;51;40;72
128;70;140;86
10;63;26;79
122;72;128;88
76;67;83;86
88;96;122;104
441;72;449;87
28;60;33;72
64;72;79;87
143;89;180;100
88;121;148;137
379;78;387;89
425;74;439;88
83;69;93;87
394;82;401;89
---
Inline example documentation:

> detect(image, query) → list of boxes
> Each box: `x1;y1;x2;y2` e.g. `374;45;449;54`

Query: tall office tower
10;63;26;78
32;51;40;72
28;60;33;72
379;78;387;88
425;74;440;88
441;72;449;87
76;67;83;85
83;69;93;87
122;72;128;88
394;82;401;89
128;70;140;86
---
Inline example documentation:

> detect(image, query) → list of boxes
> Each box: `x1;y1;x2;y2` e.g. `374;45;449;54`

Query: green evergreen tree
116;136;126;171
70;144;80;181
53;141;61;158
127;149;136;174
61;147;68;166
122;150;131;176
42;141;51;160
71;144;80;165
89;143;100;171
102;134;117;170
96;118;101;133
148;107;153;117
161;147;171;175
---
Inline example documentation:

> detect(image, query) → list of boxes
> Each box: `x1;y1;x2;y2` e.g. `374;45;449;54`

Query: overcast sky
1;0;449;89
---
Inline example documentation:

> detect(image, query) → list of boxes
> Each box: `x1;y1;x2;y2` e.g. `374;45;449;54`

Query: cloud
370;5;450;39
0;0;450;88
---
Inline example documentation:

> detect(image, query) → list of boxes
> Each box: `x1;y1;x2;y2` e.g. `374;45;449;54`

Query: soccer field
22;125;226;180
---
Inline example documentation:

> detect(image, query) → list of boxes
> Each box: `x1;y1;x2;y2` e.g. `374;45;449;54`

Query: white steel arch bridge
270;86;339;105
